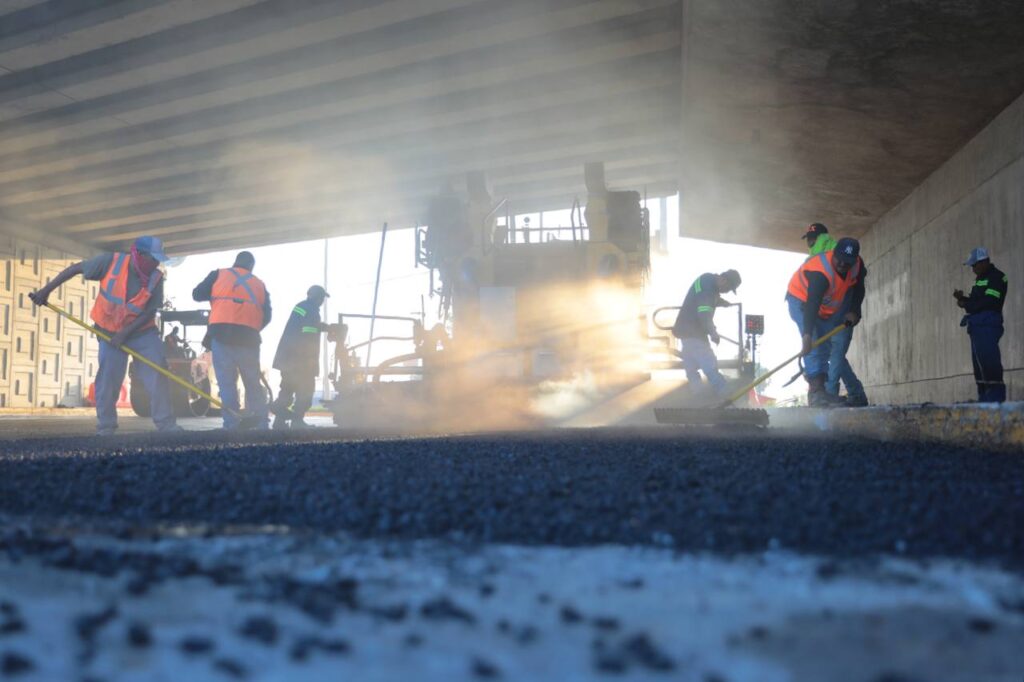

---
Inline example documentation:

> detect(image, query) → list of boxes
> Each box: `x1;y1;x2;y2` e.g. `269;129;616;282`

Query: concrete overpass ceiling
0;0;683;255
1;1;1022;256
683;0;1024;251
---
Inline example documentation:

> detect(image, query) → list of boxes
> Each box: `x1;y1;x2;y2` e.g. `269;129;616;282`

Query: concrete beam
0;56;677;207
0;211;98;257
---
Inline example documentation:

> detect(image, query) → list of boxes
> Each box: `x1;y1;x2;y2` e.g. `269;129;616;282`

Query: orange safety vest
90;252;161;332
209;267;267;330
787;250;863;318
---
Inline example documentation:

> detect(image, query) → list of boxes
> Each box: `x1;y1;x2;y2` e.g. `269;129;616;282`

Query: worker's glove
952;289;964;300
843;312;860;327
709;331;721;345
800;333;812;356
107;330;129;350
28;288;51;306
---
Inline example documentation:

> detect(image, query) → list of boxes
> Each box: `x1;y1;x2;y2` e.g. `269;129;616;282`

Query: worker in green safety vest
270;285;331;429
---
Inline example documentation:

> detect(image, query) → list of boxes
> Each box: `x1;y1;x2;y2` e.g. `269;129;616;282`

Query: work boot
272;415;290;430
845;393;869;408
807;374;845;408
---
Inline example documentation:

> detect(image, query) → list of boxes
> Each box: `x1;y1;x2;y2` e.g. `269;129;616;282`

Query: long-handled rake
45;301;258;426
655;323;850;427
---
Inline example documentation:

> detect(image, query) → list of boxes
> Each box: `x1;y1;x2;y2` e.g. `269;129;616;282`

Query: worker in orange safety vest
785;237;867;408
28;236;182;435
192;251;272;429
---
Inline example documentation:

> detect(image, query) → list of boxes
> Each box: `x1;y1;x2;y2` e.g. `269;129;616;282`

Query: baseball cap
133;236;169;263
234;251;255;270
833;237;860;264
307;285;330;299
963;247;989;266
720;269;742;292
802;223;828;241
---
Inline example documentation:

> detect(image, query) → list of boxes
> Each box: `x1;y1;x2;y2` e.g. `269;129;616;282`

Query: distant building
0;233;100;408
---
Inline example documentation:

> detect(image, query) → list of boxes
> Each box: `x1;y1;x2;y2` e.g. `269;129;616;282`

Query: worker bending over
786;237;866;408
802;223;868;406
672;269;742;395
271;285;331;429
29;236;181;436
955;247;1008;402
193;251;272;429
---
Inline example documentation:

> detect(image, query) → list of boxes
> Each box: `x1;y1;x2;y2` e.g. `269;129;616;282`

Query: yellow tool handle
716;323;850;409
44;301;235;417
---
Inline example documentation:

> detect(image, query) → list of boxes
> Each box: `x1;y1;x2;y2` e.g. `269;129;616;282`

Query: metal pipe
321;237;330;403
736;302;743;372
335;312;418;323
366;221;388;368
483;198;508;253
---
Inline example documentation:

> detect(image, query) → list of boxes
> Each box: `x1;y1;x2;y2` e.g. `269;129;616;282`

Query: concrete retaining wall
852;91;1024;404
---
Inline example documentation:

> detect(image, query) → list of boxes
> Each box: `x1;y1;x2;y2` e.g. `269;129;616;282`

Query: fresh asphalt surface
0;424;1021;567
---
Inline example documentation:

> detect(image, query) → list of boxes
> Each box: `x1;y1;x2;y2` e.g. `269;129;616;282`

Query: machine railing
650;304;746;371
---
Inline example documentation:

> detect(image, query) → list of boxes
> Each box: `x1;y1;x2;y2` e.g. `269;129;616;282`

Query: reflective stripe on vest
210;269;259;306
301;326;319;334
90;252;160;332
209;268;266;329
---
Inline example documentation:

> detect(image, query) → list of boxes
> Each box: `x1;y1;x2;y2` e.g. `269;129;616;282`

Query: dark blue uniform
271;298;324;423
960;264;1008;402
672;273;727;392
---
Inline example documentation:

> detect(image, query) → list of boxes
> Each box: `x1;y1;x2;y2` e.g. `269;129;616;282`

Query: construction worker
270;285;331;429
802;223;868;407
28;236;181;436
672;269;742;395
786;237;866;408
192;251;272;429
804;222;838;255
954;247;1008;402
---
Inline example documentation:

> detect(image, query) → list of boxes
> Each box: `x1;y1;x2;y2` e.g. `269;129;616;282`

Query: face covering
130;244;159;287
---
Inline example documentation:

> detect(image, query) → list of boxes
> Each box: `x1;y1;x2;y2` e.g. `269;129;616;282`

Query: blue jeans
826;309;866;399
96;329;176;433
965;312;1005;402
211;339;268;428
786;294;832;378
679;337;727;392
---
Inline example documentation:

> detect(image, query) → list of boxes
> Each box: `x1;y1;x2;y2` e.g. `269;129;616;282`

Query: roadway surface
0;413;336;439
0;425;1021;681
0;425;1020;565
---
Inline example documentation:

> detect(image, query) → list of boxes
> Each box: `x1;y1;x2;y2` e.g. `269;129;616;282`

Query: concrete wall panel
0;230;99;408
852;91;1024;403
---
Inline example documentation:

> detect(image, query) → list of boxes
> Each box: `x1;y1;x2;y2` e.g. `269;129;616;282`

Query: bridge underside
0;0;1022;255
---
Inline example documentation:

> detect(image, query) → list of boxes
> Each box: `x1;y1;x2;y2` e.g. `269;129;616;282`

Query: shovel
44;301;260;427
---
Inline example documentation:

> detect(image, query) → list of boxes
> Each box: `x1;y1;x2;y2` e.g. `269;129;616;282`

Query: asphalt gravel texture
0;427;1021;566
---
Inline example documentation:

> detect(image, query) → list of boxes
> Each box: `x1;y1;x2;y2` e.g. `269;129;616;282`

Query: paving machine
325;163;657;430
